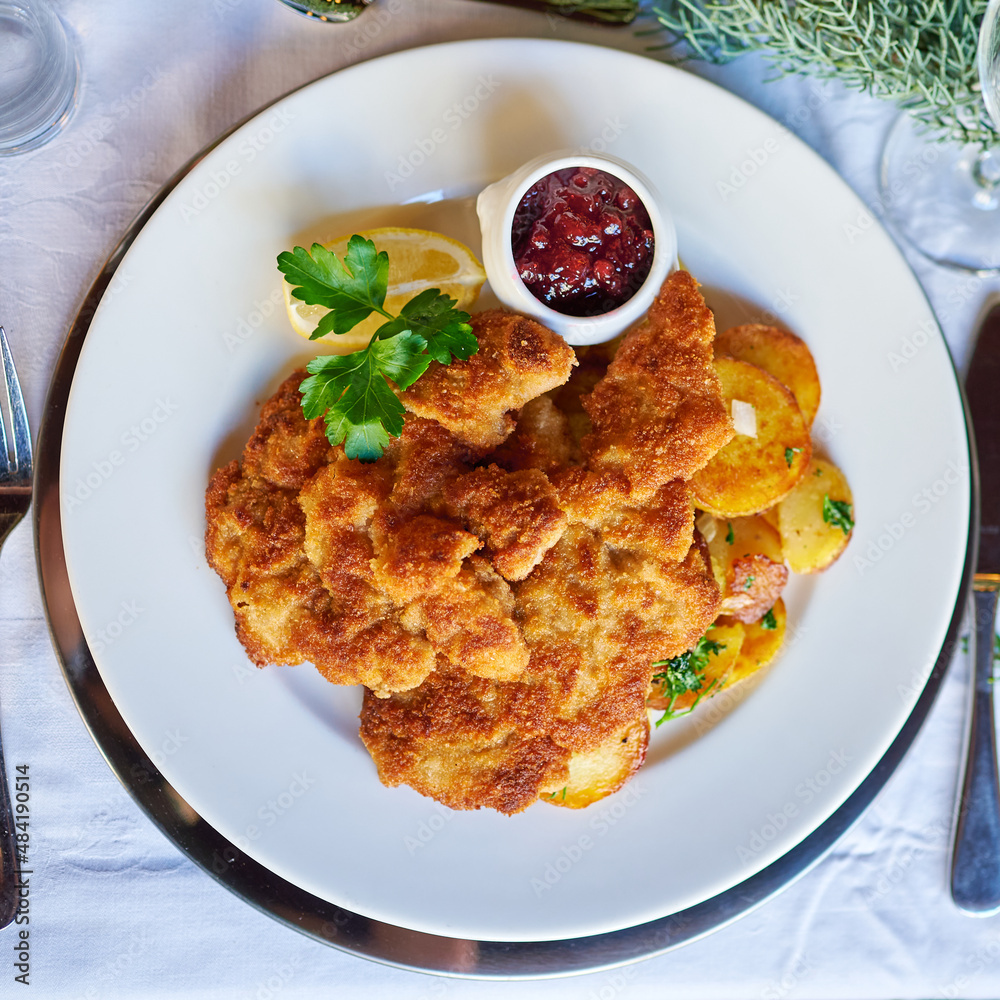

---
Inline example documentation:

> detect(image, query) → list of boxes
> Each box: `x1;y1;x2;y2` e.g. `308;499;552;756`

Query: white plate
58;39;969;943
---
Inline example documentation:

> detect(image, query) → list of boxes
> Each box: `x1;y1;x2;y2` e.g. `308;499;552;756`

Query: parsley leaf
375;289;477;362
822;495;854;535
725;521;734;545
282;237;479;461
652;635;726;725
301;334;434;461
278;237;390;338
784;446;802;467
743;574;756;590
760;607;777;630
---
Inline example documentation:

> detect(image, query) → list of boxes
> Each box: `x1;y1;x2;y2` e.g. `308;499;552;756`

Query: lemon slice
283;227;486;352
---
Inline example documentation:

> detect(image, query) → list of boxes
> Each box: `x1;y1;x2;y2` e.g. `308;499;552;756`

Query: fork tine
0;327;30;476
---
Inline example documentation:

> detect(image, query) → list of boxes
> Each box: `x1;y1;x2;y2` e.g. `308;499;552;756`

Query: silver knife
953;301;1000;914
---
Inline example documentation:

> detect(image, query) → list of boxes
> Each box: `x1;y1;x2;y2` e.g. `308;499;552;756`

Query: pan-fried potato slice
542;716;648;809
759;505;780;533
726;597;787;686
703;513;783;579
646;623;745;716
702;515;789;624
777;458;854;573
715;325;821;428
691;358;812;517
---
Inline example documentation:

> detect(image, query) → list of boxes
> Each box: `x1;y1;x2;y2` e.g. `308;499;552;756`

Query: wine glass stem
974;149;1000;190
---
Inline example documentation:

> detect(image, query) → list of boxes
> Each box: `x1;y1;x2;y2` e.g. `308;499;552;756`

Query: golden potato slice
542;716;648;809
715;324;821;428
702;514;789;624
727;597;787;686
759;505;780;533
646;623;745;717
777;457;854;573
691;357;812;517
704;513;783;580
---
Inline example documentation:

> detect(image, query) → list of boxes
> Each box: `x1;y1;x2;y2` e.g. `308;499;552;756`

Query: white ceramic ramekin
476;151;677;346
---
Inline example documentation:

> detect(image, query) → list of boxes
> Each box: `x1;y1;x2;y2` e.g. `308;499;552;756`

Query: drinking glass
878;0;1000;272
0;0;78;155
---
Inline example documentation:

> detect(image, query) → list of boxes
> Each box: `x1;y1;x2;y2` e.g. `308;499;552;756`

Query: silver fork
0;326;32;929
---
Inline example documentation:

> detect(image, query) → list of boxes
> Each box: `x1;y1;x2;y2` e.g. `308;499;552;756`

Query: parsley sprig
651;635;726;726
278;236;478;461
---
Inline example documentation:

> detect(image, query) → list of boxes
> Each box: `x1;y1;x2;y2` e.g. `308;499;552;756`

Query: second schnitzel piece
582;270;734;495
359;527;720;813
513;526;720;753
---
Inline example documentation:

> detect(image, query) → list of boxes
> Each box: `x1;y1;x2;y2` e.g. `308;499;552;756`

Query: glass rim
0;0;79;153
978;0;1000;132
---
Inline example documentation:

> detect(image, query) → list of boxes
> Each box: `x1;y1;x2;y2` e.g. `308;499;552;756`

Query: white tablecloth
2;1;999;996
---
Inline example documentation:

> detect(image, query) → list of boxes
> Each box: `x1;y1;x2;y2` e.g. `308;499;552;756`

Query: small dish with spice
476;150;676;346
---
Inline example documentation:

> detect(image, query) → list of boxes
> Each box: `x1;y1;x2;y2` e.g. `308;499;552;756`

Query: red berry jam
511;166;655;317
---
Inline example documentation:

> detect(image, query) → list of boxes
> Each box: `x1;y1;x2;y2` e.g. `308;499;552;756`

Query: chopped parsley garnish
822;495;854;535
652;635;726;725
743;574;756;590
760;607;777;630
279;236;477;461
725;521;734;545
784;446;802;467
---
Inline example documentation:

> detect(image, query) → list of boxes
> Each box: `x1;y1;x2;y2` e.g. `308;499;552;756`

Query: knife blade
952;301;1000;914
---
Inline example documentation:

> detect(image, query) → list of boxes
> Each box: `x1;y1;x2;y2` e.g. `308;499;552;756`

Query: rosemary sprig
642;0;997;146
469;0;639;23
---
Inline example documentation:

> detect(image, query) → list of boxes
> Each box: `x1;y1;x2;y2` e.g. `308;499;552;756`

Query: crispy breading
372;514;481;604
241;370;337;489
490;396;577;475
442;465;567;581
399;556;528;681
514;527;719;752
549;342;614;448
399;309;577;449
206;456;438;696
359;663;571;815
552;469;693;565
582;270;734;494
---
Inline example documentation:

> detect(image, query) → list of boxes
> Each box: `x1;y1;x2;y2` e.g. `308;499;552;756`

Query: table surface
2;1;1000;997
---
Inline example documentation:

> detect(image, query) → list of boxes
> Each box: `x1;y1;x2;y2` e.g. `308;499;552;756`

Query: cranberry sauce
510;166;655;317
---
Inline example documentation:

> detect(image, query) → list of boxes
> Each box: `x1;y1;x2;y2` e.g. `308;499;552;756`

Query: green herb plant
471;0;639;23
643;0;996;146
277;236;478;462
652;635;727;725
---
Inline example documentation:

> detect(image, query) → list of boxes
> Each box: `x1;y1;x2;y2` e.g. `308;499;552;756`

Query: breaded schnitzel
582;269;734;497
207;275;731;813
